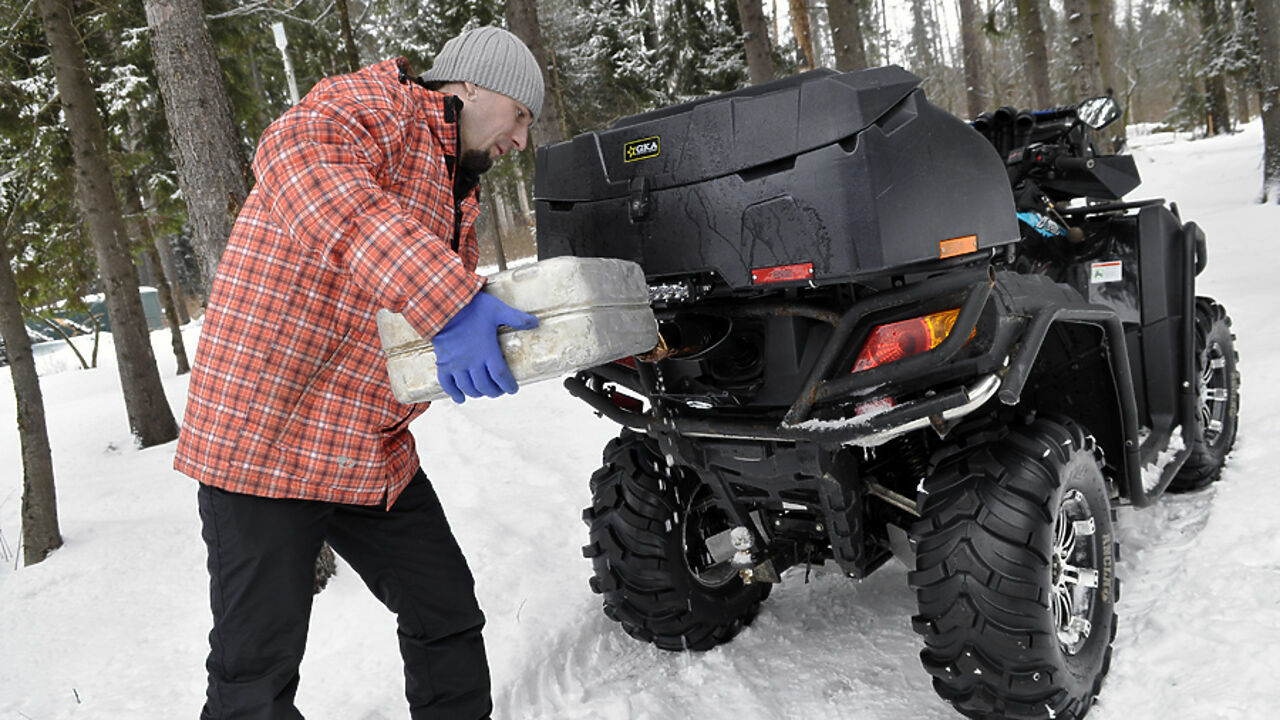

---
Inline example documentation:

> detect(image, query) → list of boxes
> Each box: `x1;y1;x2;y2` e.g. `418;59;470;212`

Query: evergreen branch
207;0;336;26
0;0;40;57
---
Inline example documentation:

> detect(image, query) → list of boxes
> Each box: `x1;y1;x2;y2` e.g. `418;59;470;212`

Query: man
174;27;544;719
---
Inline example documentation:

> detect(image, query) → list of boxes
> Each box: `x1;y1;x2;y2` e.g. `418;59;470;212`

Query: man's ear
461;81;479;102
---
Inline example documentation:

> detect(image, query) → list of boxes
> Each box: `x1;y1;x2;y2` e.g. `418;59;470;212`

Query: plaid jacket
174;58;484;507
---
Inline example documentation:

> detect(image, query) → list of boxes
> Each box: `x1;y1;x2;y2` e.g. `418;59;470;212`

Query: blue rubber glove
431;292;538;404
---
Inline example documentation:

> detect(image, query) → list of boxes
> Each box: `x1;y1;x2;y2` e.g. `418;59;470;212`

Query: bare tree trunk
144;0;250;297
1197;0;1233;134
0;233;62;566
246;46;273;135
1088;0;1126;148
738;0;776;82
479;178;507;272
335;0;360;73
151;228;190;325
1255;0;1280;201
641;0;660;50
770;0;780;47
790;0;817;70
39;0;178;447
505;0;565;148
1064;0;1104;98
513;162;532;223
124;177;189;375
1016;0;1053;107
809;2;827;67
1089;0;1118;95
1236;79;1251;124
958;0;989;118
88;311;101;367
827;0;868;71
38;315;89;370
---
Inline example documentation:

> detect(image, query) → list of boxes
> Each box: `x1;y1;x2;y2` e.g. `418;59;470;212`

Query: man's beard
459;149;493;175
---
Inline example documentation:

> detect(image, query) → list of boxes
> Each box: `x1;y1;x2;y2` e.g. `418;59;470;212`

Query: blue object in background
1017;211;1067;238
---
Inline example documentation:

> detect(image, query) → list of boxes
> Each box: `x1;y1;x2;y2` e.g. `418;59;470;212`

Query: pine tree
958;0;989;118
739;0;778;81
1064;0;1105;98
39;0;179;447
1017;0;1053;107
0;6;64;566
146;0;251;292
1253;0;1280;200
658;0;749;99
827;0;869;71
506;0;566;146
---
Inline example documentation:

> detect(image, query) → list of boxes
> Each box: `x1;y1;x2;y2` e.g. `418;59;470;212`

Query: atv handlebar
1032;106;1078;122
1053;156;1096;172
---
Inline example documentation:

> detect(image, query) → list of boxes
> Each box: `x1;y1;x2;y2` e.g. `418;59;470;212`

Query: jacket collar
389;58;460;165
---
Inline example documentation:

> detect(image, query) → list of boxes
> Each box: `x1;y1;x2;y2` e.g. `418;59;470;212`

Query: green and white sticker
1090;260;1123;283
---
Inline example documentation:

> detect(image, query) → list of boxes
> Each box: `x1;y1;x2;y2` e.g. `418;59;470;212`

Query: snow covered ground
2;122;1278;720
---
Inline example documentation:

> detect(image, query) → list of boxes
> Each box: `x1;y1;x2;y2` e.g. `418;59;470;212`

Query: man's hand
431;292;538;403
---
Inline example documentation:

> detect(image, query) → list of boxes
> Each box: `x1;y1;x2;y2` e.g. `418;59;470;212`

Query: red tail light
751;262;814;285
608;389;644;413
852;309;966;373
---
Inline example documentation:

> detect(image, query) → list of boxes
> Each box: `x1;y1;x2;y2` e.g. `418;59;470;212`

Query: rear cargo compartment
535;66;1019;289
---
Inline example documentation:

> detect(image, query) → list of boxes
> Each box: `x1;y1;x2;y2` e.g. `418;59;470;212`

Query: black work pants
197;470;491;720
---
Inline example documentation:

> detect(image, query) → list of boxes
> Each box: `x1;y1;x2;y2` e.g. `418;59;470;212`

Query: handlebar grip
1054;156;1096;172
1032;106;1077;121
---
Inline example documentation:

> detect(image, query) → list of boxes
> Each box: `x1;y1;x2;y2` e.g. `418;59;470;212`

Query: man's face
457;83;534;171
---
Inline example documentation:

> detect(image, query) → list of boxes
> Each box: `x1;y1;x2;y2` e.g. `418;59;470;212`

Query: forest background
3;0;1280;565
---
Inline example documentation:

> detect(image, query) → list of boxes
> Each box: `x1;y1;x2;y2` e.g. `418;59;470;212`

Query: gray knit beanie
420;27;544;121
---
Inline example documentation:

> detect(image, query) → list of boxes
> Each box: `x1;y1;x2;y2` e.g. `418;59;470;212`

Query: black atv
534;67;1240;720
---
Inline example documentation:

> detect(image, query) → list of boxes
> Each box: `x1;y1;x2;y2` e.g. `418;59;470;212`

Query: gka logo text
624;136;661;163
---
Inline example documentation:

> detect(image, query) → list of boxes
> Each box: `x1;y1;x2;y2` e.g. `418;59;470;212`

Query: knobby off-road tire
582;430;771;651
910;418;1118;720
1170;298;1240;492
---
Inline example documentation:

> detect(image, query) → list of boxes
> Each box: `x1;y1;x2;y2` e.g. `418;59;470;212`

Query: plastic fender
990;274;1147;504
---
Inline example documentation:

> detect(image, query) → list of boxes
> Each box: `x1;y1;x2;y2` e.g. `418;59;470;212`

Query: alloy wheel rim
1197;339;1230;445
1051;488;1100;656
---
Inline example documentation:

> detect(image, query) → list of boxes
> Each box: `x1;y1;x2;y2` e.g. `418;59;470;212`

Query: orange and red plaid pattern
175;58;484;507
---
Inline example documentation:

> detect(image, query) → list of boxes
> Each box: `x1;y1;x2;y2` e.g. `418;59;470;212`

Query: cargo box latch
628;176;652;223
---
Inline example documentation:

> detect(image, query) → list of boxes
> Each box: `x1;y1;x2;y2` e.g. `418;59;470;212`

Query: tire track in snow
1110;489;1217;647
497;564;958;720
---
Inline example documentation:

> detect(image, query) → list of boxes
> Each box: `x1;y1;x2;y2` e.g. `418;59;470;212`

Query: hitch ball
730;526;756;570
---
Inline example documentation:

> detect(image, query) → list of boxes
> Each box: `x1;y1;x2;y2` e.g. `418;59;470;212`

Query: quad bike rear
534;67;1239;720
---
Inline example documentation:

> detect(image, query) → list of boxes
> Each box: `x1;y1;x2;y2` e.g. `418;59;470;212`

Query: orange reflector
939;235;978;259
852;308;966;373
751;262;814;285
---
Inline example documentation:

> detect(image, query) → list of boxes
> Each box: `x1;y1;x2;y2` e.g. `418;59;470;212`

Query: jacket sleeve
251;93;483;340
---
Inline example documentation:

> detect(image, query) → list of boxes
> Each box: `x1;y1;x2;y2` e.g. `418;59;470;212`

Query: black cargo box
534;67;1019;290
